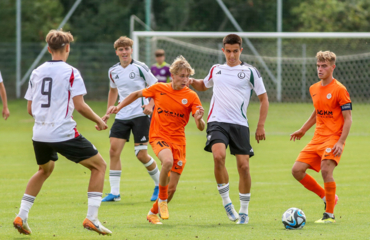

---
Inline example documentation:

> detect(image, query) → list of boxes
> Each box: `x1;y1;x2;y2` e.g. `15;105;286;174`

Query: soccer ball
282;207;306;230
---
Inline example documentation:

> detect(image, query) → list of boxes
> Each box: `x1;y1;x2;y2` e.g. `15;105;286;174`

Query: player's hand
2;107;9;120
187;78;195;87
102;114;110;124
95;119;108;131
290;129;305;141
107;106;119;114
332;141;344;157
194;106;204;120
142;104;153;115
255;125;266;143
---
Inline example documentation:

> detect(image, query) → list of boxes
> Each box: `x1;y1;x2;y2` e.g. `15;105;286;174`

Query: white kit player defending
13;29;112;236
102;36;160;202
190;34;269;224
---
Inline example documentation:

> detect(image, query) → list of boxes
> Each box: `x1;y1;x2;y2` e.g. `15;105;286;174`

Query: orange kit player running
290;51;352;223
108;55;205;224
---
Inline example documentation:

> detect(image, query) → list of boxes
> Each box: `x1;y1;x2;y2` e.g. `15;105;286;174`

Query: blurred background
1;0;369;102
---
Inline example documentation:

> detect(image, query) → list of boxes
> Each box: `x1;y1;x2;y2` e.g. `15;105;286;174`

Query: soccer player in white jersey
101;36;160;202
0;71;10;120
13;29;112;235
189;34;269;224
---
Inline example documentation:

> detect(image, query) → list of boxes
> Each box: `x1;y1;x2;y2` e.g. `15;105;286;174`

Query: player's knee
39;166;53;178
238;163;250;173
162;158;173;169
109;147;120;159
291;166;305;180
213;153;226;166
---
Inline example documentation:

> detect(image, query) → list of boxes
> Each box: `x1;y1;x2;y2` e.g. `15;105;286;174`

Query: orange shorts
150;138;186;175
296;136;344;172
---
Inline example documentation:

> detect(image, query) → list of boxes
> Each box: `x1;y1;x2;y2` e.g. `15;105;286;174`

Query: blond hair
169;55;195;76
114;36;133;49
45;29;74;51
316;51;336;65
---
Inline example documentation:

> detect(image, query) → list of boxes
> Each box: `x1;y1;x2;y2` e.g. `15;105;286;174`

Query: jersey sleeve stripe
69;69;75;86
249;68;255;87
109;71;115;83
207;66;217;82
133;61;150;72
65;69;75;117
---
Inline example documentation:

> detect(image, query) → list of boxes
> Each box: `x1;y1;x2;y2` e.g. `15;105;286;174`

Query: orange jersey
142;83;202;145
310;79;351;139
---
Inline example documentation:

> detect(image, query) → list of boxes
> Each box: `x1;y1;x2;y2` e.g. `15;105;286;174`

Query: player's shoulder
108;62;120;72
333;79;348;90
310;81;322;90
132;59;150;72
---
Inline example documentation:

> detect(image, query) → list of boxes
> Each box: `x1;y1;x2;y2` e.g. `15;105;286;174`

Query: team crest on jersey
326;148;332;153
177;161;183;167
129;72;135;79
238;72;246;79
327;93;332;99
182;99;188;104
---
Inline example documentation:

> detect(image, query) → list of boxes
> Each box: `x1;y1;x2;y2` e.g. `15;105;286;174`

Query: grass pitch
1;100;369;239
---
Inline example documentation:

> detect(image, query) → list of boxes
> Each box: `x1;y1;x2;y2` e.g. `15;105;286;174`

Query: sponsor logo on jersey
115;75;119;79
327;93;332;99
316;109;333;118
326;148;332;153
312;94;317;97
182;99;188;104
160;92;166;95
238;72;246;79
160;69;166;75
129;72;135;79
216;70;221;74
157;107;184;118
177;160;183;166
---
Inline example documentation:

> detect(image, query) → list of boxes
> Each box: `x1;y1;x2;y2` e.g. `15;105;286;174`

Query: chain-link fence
138;36;370;103
1;37;370;103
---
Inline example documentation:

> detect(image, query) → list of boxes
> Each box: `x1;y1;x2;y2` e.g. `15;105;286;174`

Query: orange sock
299;174;325;199
150;199;159;214
158;184;168;201
324;182;336;214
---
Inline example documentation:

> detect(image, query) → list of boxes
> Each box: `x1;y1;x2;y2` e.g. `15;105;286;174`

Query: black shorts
109;116;150;143
204;122;254;156
32;135;99;165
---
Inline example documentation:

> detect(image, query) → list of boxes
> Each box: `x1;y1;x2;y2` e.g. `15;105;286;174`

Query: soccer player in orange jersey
290;51;352;223
107;55;205;224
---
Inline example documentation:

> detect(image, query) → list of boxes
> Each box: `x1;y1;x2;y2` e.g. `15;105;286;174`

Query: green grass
1;100;369;239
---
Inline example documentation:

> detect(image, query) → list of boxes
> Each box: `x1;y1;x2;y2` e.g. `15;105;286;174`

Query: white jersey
24;60;87;142
204;62;266;127
108;60;158;120
0;71;3;83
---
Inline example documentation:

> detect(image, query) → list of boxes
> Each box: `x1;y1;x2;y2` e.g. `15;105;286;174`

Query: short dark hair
223;34;242;47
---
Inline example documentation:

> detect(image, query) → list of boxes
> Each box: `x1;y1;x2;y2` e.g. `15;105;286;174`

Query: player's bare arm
332;110;352;156
73;95;108;131
193;105;205;131
142;98;154;115
108;89;144;114
102;87;118;123
27;101;32;117
290;109;316;141
189;78;208;91
0;82;9;120
255;92;269;143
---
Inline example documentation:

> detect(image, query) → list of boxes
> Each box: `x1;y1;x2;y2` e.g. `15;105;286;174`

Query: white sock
239;193;250;215
109;170;121;195
158;198;167;203
87;192;102;222
148;166;160;186
217;183;232;206
322;196;326;202
325;212;334;218
18;194;35;220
